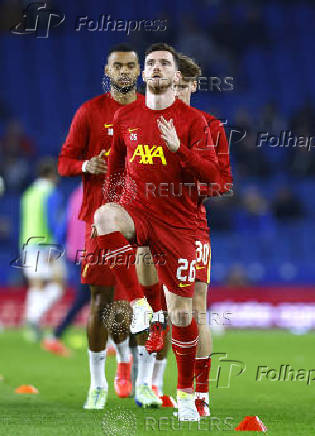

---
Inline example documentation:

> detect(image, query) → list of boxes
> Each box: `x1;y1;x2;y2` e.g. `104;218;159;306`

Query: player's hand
157;116;180;153
85;150;108;174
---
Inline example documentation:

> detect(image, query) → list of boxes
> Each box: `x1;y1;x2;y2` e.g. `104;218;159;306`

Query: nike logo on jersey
196;265;206;270
178;282;192;288
128;128;138;132
104;124;113;136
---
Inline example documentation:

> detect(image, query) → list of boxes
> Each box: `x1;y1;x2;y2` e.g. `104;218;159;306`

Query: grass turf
0;329;314;436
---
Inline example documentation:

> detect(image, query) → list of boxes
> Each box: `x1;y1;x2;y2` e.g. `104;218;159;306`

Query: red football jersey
106;98;221;230
196;110;233;230
58;92;144;221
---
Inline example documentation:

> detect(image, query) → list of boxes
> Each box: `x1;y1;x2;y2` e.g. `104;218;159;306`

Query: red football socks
140;283;162;312
97;232;143;302
172;317;199;392
195;356;211;393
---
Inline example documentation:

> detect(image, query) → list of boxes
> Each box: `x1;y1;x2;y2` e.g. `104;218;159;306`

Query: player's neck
110;88;137;105
145;88;175;110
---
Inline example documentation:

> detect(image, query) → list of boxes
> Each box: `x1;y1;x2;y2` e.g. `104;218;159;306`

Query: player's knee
170;308;192;327
108;300;132;338
193;293;206;313
90;286;112;321
94;203;118;235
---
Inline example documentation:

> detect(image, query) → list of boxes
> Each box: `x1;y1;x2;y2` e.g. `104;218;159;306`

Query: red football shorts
80;221;128;301
126;206;196;298
195;227;211;284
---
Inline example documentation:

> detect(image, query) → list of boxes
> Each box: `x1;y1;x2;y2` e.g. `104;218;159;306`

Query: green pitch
0;329;313;436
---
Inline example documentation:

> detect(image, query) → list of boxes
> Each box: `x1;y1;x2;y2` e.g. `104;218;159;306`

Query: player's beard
147;77;173;95
111;78;137;94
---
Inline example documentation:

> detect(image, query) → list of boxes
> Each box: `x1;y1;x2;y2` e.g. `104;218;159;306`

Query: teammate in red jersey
94;43;221;420
58;44;147;408
175;53;233;416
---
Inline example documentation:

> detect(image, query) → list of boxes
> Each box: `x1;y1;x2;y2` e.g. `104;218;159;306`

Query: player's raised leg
94;203;152;334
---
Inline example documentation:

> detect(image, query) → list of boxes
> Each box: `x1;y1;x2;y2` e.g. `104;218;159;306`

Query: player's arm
58;104;107;176
210;118;233;194
157;115;221;186
103;112;127;202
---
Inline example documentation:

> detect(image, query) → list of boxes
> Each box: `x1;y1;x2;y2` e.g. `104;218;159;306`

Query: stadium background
1;2;315;435
1;0;315;330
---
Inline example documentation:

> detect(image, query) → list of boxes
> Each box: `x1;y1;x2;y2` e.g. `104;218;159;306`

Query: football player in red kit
175;53;233;416
58;44;148;409
133;53;233;415
93;43;221;421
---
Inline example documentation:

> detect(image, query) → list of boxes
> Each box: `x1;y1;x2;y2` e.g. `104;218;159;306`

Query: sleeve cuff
82;160;88;173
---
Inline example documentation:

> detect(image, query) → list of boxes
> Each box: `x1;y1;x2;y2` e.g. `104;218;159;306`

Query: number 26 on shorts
176;258;196;283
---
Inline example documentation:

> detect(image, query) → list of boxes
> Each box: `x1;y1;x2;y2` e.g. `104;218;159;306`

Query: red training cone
235;416;267;432
15;384;39;394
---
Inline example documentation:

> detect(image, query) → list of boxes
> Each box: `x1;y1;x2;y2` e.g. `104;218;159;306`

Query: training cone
235;416;267;432
15;384;39;394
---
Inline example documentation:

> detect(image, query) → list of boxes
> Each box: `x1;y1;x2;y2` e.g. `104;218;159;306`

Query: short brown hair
177;54;201;81
145;43;179;68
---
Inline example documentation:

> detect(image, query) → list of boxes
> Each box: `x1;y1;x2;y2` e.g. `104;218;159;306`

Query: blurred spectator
258;101;287;133
205;196;234;231
287;100;315;177
177;16;229;74
211;8;241;55
288;147;315;178
232;129;271;178
234;186;275;234
239;6;269;49
225;263;250;287
1;119;35;158
272;187;304;222
232;108;270;178
0;120;35;191
290;99;315;137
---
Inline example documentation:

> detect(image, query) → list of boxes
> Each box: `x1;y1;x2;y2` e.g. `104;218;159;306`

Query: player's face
174;78;197;104
105;51;140;92
143;51;180;94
